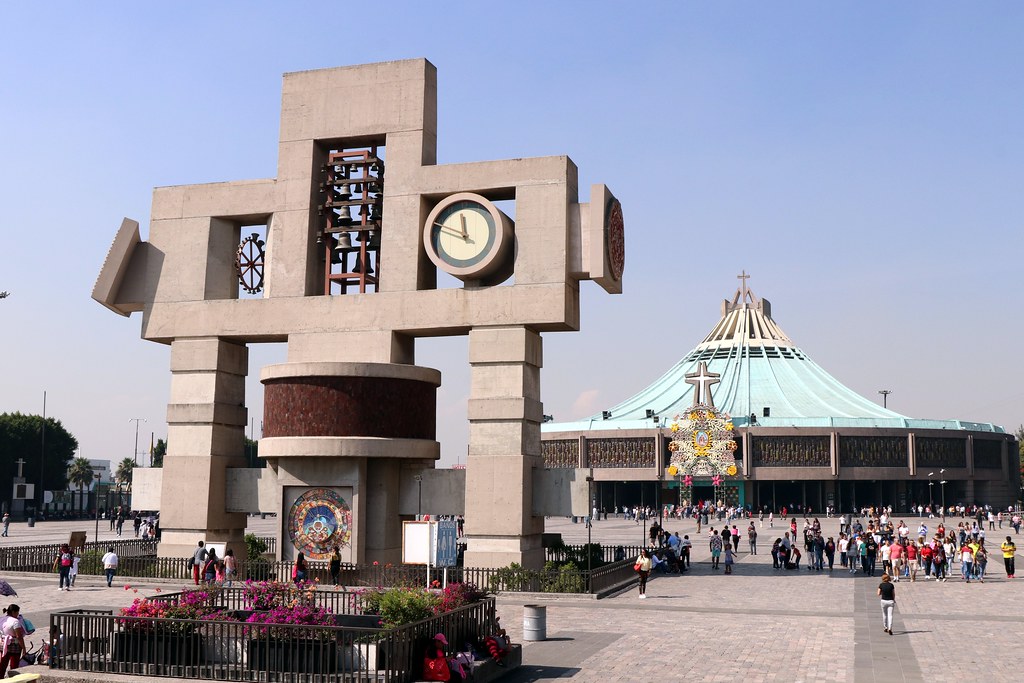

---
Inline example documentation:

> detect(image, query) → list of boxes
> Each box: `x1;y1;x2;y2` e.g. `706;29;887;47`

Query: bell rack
318;145;384;295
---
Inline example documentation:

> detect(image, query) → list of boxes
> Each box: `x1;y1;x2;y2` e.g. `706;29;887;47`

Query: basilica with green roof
541;277;1020;513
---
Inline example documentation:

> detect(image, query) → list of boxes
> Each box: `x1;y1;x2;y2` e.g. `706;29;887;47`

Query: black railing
0;538;157;572
50;595;497;682
4;541;640;595
545;544;647;564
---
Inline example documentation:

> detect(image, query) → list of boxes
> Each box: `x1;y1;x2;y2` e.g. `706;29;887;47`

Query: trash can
26;518;35;527
523;604;546;641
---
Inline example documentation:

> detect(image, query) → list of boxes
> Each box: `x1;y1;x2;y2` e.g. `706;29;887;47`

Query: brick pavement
2;515;1019;682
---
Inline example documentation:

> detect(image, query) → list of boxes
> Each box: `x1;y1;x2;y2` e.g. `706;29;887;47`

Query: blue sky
1;2;1021;468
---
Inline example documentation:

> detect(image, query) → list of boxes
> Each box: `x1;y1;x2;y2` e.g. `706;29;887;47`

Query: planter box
111;631;201;665
247;639;337;674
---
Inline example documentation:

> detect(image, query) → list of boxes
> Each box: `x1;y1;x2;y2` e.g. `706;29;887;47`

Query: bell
335;232;352;249
367;230;381;249
352;183;362;194
331;188;351;204
329;211;354;229
370;161;382;173
352;252;374;274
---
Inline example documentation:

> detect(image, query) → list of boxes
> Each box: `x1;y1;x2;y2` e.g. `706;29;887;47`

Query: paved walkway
2;516;1019;682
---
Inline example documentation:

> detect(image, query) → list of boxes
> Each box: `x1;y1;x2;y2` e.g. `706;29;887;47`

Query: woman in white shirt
0;604;25;678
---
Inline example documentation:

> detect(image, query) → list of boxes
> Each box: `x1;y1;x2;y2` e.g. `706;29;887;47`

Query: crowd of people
632;502;1019;597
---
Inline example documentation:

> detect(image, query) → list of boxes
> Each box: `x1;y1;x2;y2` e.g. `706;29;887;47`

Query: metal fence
544;544;647;564
50;595;497;682
3;538;640;596
0;538;157;572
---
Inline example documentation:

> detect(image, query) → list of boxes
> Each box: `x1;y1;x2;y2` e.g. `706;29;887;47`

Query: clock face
430;200;496;268
423;193;514;282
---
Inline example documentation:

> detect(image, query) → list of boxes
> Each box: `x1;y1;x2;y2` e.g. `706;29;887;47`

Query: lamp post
38;391;47;518
927;472;935;510
413;475;423;520
939;469;947;520
93;472;102;543
585;475;594;589
878;389;892;409
129;418;146;466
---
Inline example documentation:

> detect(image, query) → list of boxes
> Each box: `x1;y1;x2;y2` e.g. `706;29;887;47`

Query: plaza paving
0;516;1019;682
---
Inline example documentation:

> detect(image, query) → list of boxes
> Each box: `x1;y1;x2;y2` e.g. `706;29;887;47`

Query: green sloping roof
544;282;1005;434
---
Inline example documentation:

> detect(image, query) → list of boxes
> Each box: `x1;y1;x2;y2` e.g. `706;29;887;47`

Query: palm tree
67;457;94;514
115;458;135;487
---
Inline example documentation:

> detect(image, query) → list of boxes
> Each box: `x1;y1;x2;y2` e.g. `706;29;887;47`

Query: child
724;543;734;574
70;553;81;587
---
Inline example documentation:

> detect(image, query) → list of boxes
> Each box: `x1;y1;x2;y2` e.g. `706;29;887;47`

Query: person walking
959;543;974;582
223;549;237;587
709;530;723;570
101;547;119;587
635;549;651;599
747;523;758;555
329;547;342;586
724;543;735;574
1;513;9;537
878;574;896;635
292;552;308;584
1001;536;1016;578
53;545;74;591
191;541;208;586
202;549;219;584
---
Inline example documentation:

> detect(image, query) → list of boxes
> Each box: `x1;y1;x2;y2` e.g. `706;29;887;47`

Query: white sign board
402;521;433;565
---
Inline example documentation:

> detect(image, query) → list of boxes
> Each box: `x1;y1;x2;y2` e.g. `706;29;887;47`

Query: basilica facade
541;280;1020;513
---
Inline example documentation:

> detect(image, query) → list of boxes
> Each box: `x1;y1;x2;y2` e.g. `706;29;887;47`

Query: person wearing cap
423;632;463;682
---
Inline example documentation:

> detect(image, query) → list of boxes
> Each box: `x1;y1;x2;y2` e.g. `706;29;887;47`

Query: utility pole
129;418;146;466
38;391;46;516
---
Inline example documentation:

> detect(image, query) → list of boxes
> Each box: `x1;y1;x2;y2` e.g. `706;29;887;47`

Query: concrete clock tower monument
93;59;623;569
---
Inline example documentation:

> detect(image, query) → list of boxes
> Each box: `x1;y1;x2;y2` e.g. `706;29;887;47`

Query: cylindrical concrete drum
523;604;547;641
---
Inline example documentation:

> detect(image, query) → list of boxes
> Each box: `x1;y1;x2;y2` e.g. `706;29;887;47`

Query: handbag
633;562;642;572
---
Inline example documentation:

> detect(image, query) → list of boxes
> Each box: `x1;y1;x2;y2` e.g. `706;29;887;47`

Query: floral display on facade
667;361;738;479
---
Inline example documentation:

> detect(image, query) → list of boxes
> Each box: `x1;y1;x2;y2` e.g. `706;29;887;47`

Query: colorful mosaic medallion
287;488;352;560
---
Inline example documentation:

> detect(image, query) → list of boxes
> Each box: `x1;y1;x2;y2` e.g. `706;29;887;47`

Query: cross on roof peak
685;361;721;407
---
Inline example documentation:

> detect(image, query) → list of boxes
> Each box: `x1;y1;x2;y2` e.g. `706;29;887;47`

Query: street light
878;390;892;409
939;469;947;519
928;472;935;510
129;418;147;466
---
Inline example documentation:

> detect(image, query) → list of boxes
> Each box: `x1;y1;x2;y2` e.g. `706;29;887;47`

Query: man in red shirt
919;543;934;579
905;542;919;582
889;541;904;582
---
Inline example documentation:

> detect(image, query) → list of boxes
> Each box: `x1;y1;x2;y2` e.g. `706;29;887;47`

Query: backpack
60;553;73;567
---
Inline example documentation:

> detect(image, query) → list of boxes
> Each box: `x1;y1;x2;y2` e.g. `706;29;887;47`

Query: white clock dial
423;193;514;282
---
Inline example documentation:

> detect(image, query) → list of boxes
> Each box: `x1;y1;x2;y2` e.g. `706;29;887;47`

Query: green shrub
360;587;441;628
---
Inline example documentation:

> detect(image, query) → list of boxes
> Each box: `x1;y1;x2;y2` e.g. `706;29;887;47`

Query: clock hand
460;214;468;238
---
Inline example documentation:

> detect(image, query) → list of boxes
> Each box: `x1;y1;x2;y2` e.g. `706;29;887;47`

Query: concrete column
966;435;974;477
464;326;544;569
907;433;916;476
159;338;248;559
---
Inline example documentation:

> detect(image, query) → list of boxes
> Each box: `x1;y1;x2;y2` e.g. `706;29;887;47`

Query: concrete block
469;327;542;366
170;338;248;375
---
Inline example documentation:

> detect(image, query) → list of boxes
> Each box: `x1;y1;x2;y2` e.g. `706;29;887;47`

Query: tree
67;457;94;512
115;458;135;487
245;437;265;468
151;438;166;468
1017;426;1024;478
0;412;77;507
